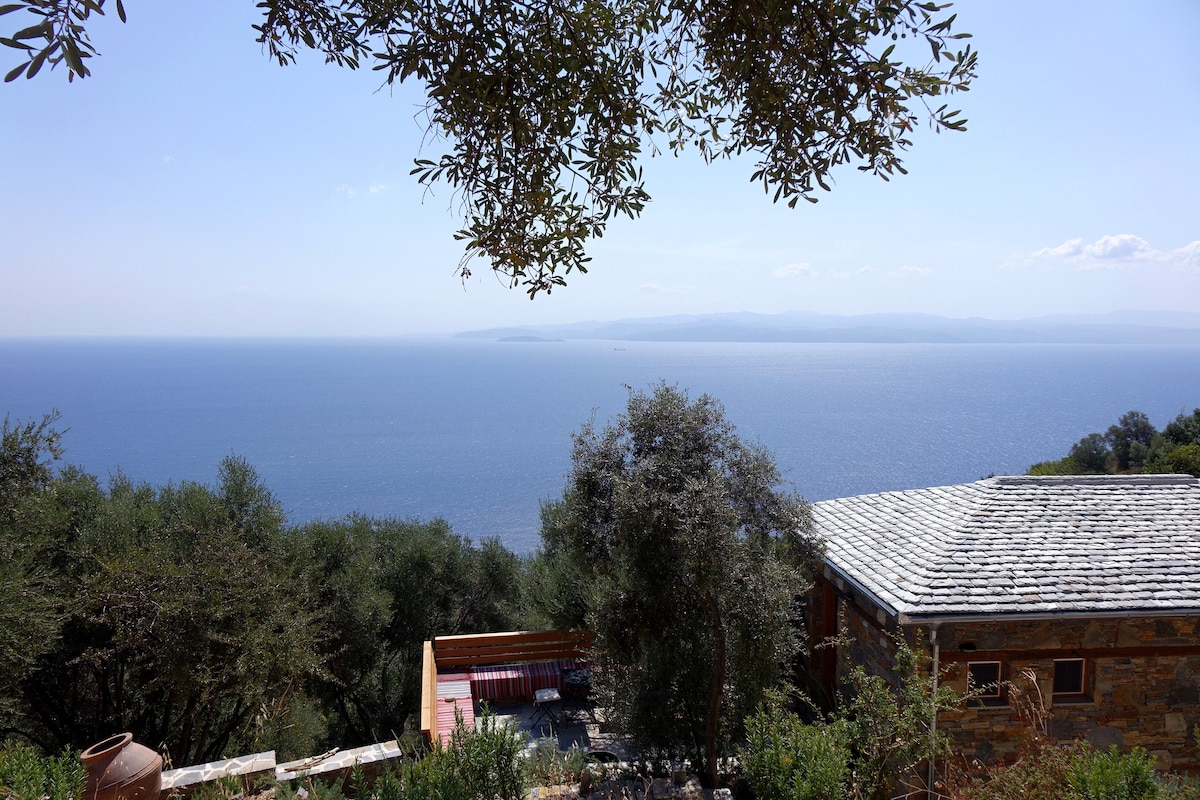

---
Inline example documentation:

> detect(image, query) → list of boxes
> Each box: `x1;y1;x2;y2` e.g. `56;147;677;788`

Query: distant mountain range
457;310;1200;345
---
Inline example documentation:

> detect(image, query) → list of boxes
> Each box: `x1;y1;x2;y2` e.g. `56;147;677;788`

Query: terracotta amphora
81;733;162;800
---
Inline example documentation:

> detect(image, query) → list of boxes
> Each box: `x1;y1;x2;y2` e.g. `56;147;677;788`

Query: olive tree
1105;410;1156;473
14;457;325;765
0;412;68;727
547;383;818;786
284;516;523;746
3;0;977;296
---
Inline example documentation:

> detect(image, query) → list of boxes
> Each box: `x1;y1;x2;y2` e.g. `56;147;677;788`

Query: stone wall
934;616;1200;773
811;571;922;699
816;580;1200;775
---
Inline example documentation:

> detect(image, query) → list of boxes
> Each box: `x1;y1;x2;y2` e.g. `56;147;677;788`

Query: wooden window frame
966;660;1005;706
1052;658;1090;702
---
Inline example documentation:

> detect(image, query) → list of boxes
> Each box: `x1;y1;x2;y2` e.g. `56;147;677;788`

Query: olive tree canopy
3;0;976;296
546;383;818;786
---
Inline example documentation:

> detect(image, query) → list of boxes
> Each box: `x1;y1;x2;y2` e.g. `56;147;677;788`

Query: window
967;661;1004;703
1053;658;1088;699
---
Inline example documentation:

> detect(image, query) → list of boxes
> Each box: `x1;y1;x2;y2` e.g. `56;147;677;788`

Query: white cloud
336;184;357;197
1033;238;1084;258
773;262;817;278
1031;234;1200;272
1171;240;1200;272
1081;233;1155;262
368;184;387;193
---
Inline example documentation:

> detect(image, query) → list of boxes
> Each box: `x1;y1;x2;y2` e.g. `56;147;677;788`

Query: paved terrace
421;629;637;760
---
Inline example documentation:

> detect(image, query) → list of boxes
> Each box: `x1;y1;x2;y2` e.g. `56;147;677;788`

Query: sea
2;338;1198;553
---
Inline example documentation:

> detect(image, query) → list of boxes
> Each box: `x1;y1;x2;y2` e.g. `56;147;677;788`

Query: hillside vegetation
4;401;1199;799
1029;408;1200;477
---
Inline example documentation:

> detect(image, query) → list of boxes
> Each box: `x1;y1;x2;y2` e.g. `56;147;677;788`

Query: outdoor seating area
421;630;594;747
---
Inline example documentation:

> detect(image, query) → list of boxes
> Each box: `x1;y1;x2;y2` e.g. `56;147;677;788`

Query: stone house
807;474;1200;773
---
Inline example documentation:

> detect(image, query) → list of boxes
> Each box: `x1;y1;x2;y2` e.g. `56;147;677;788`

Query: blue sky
2;0;1198;336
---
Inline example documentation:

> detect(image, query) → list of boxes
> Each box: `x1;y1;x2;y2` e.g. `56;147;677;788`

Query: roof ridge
991;474;1200;487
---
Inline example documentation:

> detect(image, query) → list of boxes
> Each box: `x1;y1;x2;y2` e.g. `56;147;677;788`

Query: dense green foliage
744;642;961;800
1067;746;1159;800
0;413;522;766
2;0;975;296
0;740;84;800
745;648;1200;800
536;383;818;786
7;405;1198;795
285;517;522;747
1;714;529;800
1029;408;1200;477
0;413;67;725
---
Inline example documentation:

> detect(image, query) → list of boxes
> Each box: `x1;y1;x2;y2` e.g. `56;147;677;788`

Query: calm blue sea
2;338;1198;552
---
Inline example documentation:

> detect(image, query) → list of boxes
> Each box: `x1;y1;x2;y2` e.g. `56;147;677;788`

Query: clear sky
2;1;1198;336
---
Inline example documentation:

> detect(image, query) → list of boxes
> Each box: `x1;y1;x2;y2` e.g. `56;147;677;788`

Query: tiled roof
811;475;1200;621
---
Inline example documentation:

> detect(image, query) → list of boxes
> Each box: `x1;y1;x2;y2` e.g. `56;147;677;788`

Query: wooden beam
434;630;573;648
420;641;436;746
938;644;1200;663
432;630;592;667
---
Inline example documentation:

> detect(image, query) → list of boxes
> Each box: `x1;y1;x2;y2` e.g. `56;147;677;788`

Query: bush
743;641;962;800
1161;775;1200;800
0;741;84;800
380;712;523;800
524;739;587;788
948;740;1075;800
949;742;1175;800
743;695;851;800
1067;746;1159;800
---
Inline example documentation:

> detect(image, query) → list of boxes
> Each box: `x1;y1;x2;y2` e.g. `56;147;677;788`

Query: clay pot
81;733;162;800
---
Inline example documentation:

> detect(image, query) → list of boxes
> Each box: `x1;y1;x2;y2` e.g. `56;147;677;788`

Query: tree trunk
702;591;725;789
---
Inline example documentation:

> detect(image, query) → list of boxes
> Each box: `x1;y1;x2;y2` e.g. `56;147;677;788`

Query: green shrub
379;711;522;800
445;712;523;800
368;766;404;800
743;639;961;800
0;741;84;800
951;743;1174;800
1067;746;1159;800
524;739;587;787
1160;774;1200;800
949;741;1077;800
398;749;469;800
743;696;851;800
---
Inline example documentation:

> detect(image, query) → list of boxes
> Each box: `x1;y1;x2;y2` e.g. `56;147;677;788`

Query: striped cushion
436;698;474;745
470;662;564;701
436;678;475;745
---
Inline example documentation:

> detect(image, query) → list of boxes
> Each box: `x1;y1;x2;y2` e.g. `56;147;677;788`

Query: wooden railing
420;630;592;746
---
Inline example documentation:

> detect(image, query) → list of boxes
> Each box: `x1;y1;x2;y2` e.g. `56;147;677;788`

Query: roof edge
897;607;1200;626
822;561;901;622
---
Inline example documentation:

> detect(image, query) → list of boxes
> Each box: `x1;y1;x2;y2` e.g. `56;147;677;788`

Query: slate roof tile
811;474;1200;619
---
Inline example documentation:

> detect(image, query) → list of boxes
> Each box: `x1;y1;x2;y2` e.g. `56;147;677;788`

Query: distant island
497;335;565;343
458;310;1200;345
